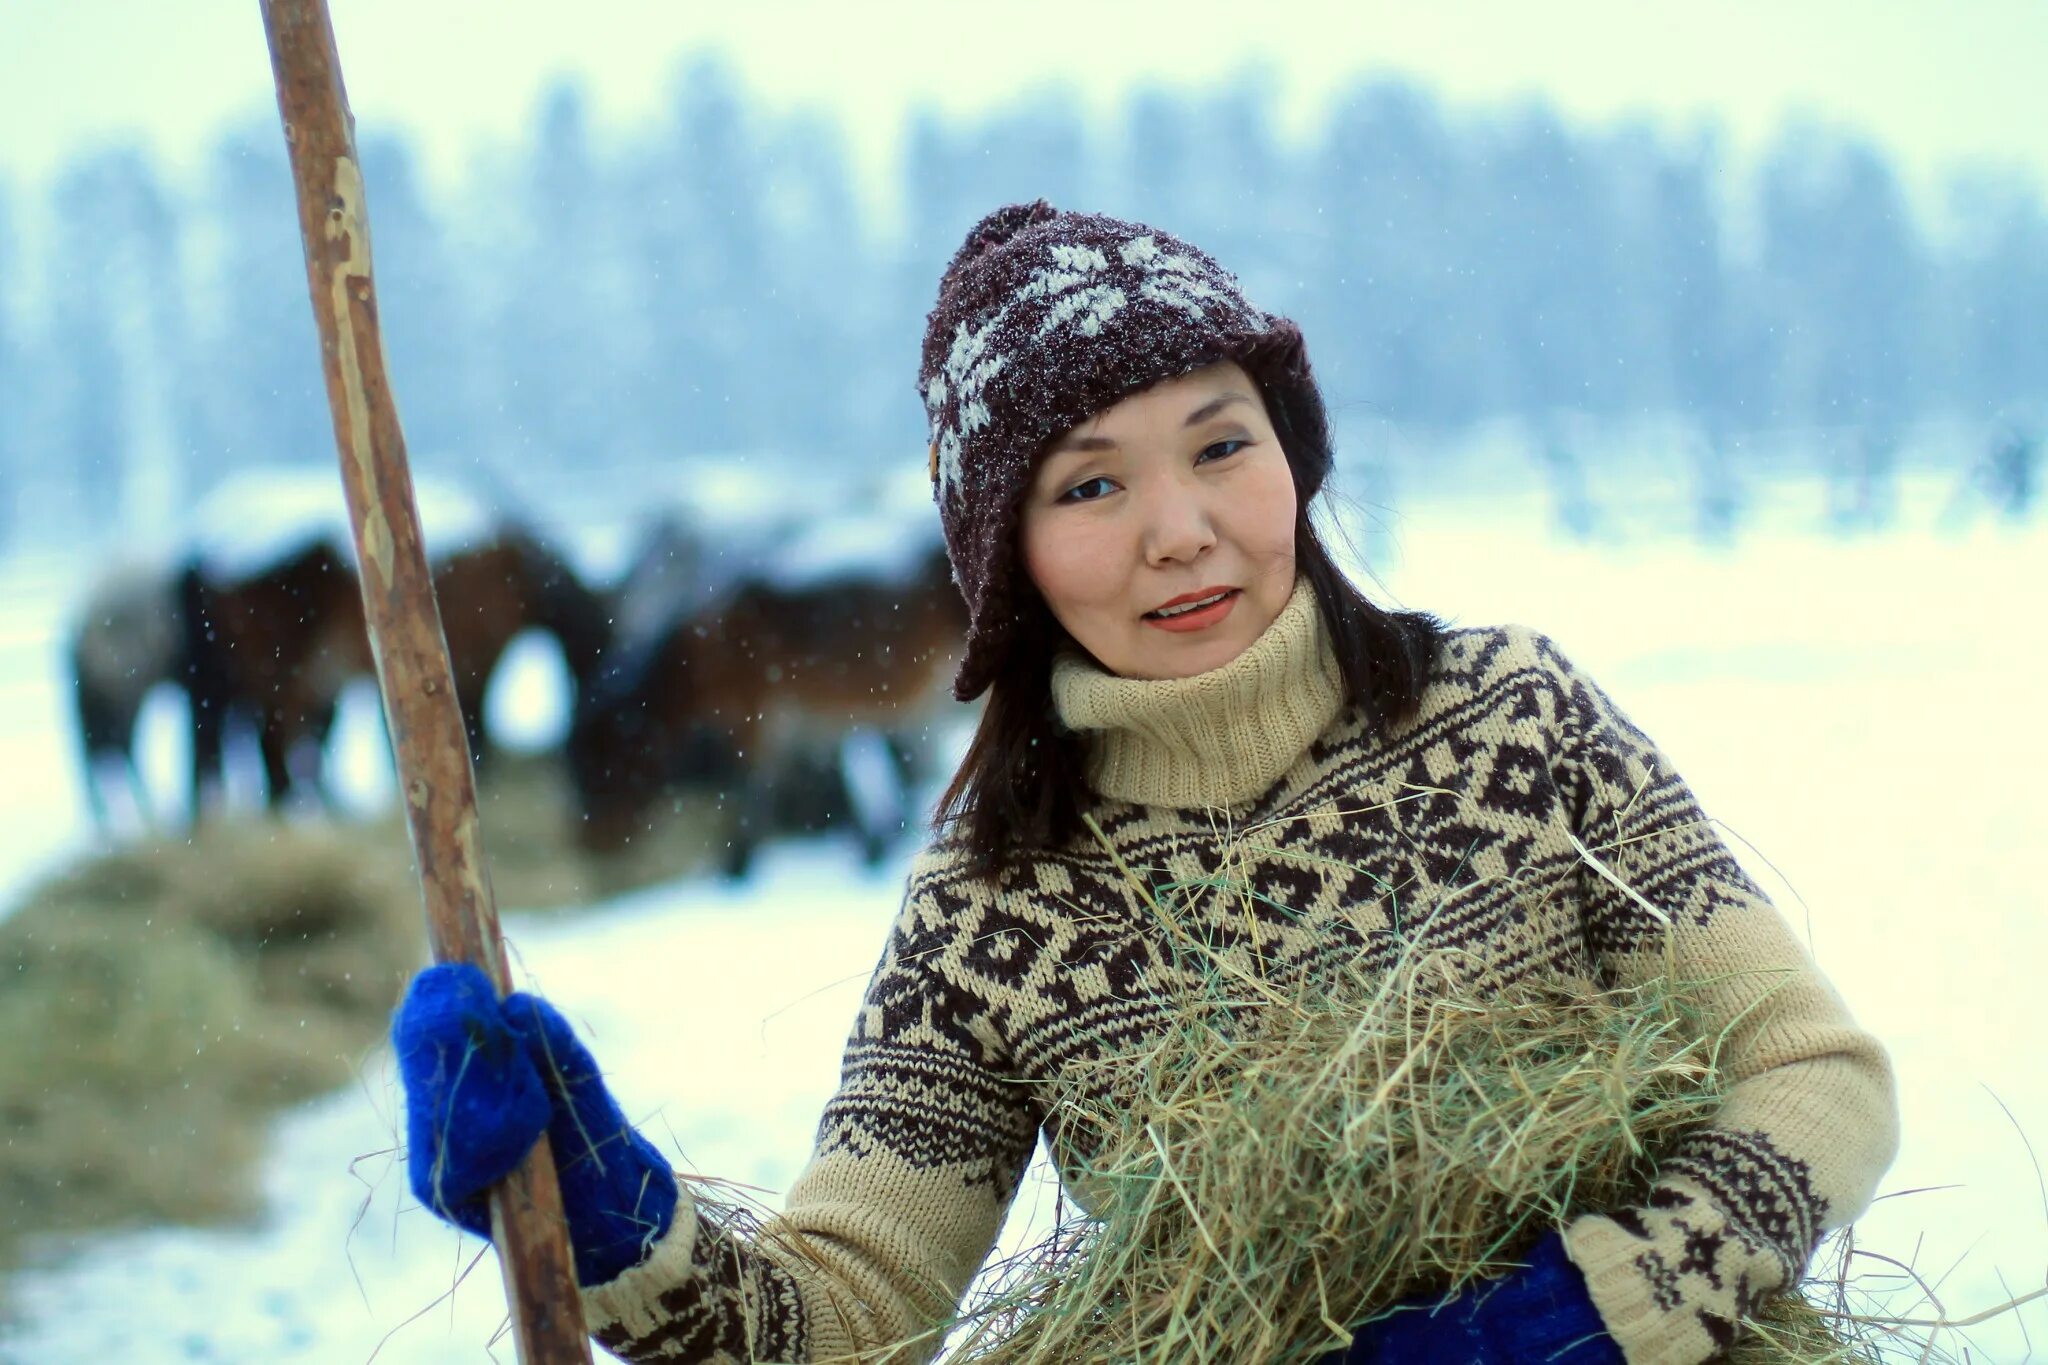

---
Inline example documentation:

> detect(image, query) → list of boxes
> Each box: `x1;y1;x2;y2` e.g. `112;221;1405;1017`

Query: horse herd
67;479;968;879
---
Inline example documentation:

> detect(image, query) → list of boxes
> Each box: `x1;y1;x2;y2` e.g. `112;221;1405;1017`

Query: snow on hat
920;200;1331;702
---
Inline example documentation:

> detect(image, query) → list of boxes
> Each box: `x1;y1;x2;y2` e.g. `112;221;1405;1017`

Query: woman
395;202;1898;1364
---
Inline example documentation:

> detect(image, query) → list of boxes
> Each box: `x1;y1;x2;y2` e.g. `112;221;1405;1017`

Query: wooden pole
257;5;593;1360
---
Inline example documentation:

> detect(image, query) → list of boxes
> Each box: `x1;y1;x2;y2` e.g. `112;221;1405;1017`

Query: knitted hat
920;201;1331;701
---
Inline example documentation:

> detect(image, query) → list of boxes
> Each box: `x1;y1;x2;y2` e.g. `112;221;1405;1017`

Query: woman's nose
1140;479;1217;565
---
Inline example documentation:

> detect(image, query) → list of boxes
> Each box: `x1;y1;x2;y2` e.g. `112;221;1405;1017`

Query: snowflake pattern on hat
925;234;1250;507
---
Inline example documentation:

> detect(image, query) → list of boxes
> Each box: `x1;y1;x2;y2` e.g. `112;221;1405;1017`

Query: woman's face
1019;361;1298;681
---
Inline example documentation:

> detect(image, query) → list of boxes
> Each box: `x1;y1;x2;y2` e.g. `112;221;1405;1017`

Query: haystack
0;753;728;1273
0;820;421;1268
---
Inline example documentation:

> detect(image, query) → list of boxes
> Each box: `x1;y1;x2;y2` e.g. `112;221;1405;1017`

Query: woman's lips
1143;588;1240;633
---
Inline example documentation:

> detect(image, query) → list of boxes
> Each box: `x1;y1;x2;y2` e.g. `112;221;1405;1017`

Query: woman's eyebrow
1183;392;1253;427
1047;391;1254;456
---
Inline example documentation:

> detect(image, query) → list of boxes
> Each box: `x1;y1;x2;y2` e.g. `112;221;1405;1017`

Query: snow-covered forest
0;59;2043;552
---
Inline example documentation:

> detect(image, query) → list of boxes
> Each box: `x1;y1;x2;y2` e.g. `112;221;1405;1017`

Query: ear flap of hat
949;527;1025;702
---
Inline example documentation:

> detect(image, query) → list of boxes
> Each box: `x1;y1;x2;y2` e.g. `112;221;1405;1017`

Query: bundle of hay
0;753;730;1274
0;821;422;1267
942;930;1898;1364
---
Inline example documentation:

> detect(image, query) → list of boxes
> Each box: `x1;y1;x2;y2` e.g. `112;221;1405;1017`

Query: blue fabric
394;962;551;1239
393;963;679;1286
1329;1232;1624;1365
503;990;681;1286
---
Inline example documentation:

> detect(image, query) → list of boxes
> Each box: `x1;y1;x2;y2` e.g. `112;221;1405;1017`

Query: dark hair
933;423;1445;877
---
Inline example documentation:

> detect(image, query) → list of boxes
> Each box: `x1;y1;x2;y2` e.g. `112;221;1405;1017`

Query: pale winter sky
3;0;2045;221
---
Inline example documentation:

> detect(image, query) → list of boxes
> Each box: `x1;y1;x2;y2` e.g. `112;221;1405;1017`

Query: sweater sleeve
580;867;1042;1364
1534;635;1901;1365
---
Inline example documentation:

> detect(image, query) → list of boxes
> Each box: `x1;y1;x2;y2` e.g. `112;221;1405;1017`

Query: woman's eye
1198;439;1248;464
1059;476;1117;504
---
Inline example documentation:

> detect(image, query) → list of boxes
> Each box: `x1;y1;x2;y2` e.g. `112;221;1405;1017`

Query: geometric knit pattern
581;611;1899;1365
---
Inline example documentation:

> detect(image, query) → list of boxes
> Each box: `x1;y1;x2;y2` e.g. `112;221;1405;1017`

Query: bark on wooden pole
257;4;593;1359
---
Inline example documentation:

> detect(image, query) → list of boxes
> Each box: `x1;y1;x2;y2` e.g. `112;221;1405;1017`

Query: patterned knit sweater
583;582;1899;1365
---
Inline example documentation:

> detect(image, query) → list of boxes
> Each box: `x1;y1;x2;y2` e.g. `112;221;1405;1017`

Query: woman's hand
1334;1231;1623;1365
393;962;680;1286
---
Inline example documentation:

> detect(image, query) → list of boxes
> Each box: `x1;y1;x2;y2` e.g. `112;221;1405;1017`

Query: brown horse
568;528;967;877
179;536;368;814
431;524;613;771
180;520;612;814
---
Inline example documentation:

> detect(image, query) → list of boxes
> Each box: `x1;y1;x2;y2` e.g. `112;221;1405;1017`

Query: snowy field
2;473;2044;1361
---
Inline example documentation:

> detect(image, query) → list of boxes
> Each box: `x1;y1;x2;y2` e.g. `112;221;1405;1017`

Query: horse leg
886;730;922;786
87;702;151;835
722;772;770;881
121;747;156;833
71;682;116;832
110;691;162;832
177;564;237;824
82;758;115;834
838;727;908;867
258;707;296;811
284;690;345;814
316;693;348;812
189;693;227;823
718;717;770;882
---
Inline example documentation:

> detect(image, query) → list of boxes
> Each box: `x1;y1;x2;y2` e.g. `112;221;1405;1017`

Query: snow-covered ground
3;474;2044;1361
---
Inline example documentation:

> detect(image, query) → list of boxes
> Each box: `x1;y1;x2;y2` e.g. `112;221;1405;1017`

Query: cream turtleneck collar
1049;579;1346;810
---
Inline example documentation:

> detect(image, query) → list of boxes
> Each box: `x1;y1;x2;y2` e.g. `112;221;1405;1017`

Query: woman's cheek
1049;525;1120;613
1215;471;1283;557
1026;517;1109;622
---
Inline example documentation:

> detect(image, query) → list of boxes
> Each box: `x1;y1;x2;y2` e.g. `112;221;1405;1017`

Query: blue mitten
394;961;552;1239
393;963;680;1286
502;989;680;1286
1337;1231;1624;1365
